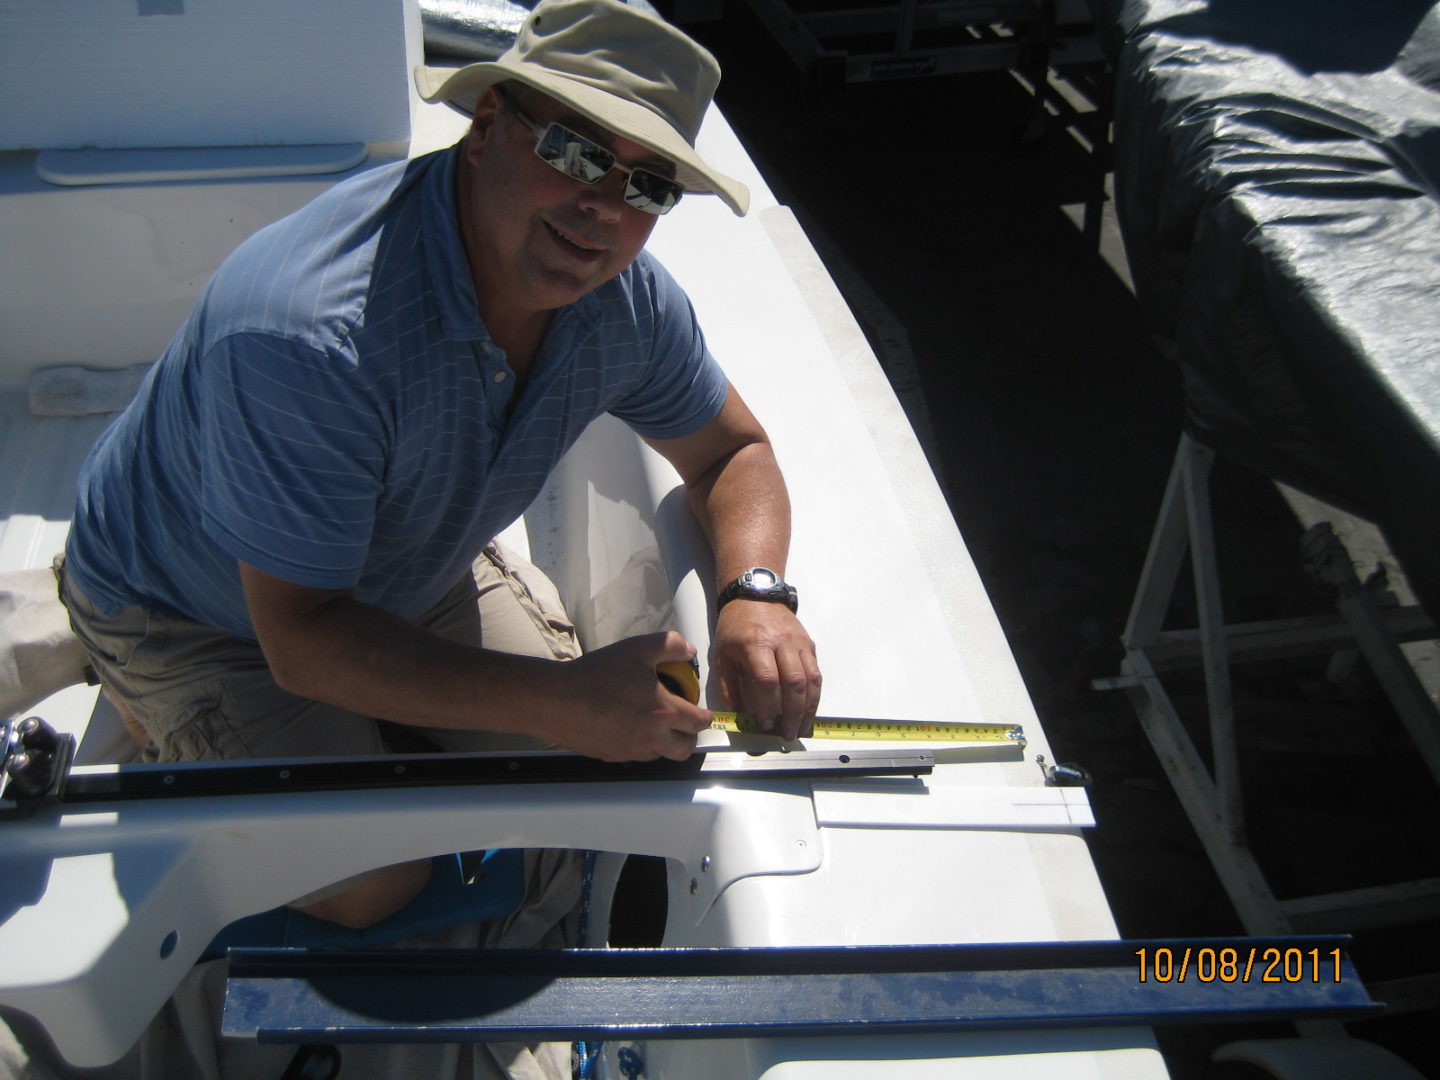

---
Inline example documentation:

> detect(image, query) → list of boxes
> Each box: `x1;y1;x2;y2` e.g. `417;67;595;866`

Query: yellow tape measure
657;661;1023;745
710;712;1026;744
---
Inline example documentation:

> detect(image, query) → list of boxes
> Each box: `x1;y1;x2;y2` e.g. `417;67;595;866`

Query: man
59;0;821;931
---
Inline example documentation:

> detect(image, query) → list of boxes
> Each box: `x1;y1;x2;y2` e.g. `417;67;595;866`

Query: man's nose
576;168;628;220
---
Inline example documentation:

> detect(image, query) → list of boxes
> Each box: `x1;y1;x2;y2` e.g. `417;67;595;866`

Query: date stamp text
1135;946;1343;984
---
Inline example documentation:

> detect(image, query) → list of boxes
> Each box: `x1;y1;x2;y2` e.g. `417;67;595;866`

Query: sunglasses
503;95;684;216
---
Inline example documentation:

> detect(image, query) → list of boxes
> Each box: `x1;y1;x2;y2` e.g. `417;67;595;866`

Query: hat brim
415;61;750;217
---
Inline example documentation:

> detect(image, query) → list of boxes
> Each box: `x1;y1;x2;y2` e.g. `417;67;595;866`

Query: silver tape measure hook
1035;754;1092;788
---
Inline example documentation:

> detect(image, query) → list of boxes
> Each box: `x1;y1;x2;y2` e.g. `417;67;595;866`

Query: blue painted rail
223;936;1379;1045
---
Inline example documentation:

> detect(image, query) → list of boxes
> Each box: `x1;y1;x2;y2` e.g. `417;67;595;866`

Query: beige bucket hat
414;0;749;216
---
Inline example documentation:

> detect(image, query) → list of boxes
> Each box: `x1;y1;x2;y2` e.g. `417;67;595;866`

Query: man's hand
712;601;821;740
550;630;714;761
241;563;712;762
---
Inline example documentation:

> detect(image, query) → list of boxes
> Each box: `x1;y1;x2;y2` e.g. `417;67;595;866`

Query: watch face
747;568;778;590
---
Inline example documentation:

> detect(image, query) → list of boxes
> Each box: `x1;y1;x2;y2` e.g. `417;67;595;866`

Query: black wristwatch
717;567;798;614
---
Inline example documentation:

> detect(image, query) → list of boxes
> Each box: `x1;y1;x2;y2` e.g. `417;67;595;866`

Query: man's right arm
239;562;711;761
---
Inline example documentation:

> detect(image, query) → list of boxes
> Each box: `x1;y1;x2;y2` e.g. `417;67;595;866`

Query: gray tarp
1110;0;1440;615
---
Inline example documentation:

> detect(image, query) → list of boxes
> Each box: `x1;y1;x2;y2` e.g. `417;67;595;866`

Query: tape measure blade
812;716;1020;742
709;713;1023;744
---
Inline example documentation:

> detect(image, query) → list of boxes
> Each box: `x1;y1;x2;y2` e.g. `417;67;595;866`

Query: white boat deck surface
0;15;1169;1077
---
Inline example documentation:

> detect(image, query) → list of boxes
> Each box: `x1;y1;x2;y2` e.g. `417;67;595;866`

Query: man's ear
465;86;505;159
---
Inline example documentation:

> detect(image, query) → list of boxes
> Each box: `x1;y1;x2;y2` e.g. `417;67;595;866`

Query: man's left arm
646;383;821;738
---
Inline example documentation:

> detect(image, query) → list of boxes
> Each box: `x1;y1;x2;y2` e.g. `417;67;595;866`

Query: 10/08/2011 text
1135;946;1342;983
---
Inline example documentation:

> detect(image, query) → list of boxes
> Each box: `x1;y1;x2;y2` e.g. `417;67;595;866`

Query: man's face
460;85;666;317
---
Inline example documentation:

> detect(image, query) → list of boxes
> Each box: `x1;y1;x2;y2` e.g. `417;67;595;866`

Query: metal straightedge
222;936;1379;1045
21;742;934;810
1095;433;1440;1015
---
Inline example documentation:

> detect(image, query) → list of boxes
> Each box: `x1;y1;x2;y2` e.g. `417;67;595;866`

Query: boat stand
1095;434;1440;1023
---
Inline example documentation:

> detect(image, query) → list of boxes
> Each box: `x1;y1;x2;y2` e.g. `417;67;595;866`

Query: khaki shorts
59;542;582;763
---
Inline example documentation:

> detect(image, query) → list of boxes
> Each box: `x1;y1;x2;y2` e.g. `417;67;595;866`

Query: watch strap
717;569;798;614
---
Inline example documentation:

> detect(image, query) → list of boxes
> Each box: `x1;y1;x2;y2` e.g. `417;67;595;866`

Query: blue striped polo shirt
65;143;728;642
